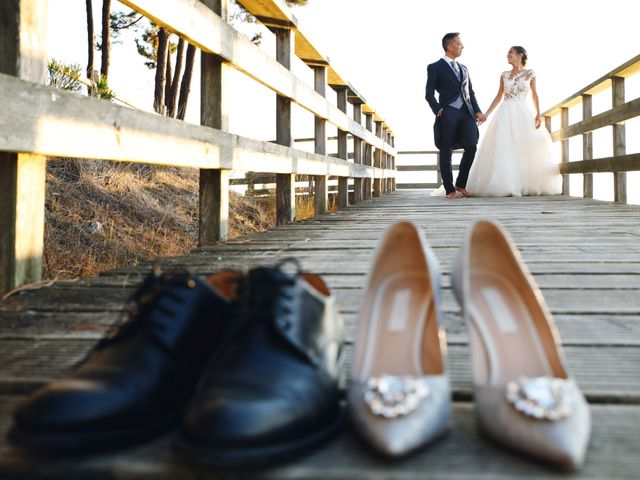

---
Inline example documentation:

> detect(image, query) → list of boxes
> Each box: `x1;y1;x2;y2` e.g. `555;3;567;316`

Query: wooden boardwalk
1;191;639;479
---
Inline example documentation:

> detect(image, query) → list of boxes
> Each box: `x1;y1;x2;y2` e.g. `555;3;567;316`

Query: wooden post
199;0;229;243
612;76;626;203
373;121;383;197
390;135;396;191
336;87;349;208
382;127;389;193
273;27;295;224
352;103;363;204
582;94;593;199
0;0;48;294
561;107;570;195
363;113;374;200
313;66;328;214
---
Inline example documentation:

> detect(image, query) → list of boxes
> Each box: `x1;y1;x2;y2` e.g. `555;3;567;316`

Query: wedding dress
466;69;561;197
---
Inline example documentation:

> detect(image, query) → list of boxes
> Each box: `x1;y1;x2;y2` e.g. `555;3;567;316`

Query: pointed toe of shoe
475;382;591;470
348;376;452;458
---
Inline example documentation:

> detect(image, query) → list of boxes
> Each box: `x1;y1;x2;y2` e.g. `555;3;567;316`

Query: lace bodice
503;69;535;100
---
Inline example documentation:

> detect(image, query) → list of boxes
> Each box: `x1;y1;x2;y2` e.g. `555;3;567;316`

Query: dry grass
44;159;277;279
43;160;334;280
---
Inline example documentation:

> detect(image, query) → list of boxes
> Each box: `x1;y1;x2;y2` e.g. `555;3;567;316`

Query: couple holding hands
426;32;561;198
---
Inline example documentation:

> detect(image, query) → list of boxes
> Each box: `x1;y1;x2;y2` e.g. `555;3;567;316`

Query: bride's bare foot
455;186;472;197
446;191;465;199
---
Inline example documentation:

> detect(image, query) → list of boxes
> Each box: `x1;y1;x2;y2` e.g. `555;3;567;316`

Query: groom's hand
437;108;444;117
476;113;487;125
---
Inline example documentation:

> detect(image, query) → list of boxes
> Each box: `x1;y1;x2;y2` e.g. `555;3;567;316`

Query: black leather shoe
176;262;345;467
9;269;240;451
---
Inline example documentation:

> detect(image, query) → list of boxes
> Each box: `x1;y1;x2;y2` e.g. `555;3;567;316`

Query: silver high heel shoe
451;220;591;470
348;221;451;458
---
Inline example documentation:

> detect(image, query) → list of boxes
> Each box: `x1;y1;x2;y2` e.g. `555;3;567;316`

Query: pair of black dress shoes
9;262;345;467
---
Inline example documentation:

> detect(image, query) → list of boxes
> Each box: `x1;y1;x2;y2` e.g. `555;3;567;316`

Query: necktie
452;61;461;80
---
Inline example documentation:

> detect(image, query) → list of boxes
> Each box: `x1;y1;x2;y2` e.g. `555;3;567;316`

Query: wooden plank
199;169;229;242
4;309;640;349
1;191;640;477
0;74;395;179
559;153;640;175
396;183;439;189
3;282;639;318
0;154;46;295
118;0;396;155
373;121;383;197
582;93;594;198
550;97;640;141
235;0;391;125
0;401;636;479
561;107;570;195
314;66;328;214
352;104;363;204
396;165;439;171
274;27;295;225
199;0;230;242
0;0;48;294
612;76;627;203
0;336;638;402
336;88;349;209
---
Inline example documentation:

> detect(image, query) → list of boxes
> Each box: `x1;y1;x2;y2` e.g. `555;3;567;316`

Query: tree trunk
177;43;196;120
85;0;95;96
153;28;169;114
168;38;185;118
164;40;173;115
100;0;111;78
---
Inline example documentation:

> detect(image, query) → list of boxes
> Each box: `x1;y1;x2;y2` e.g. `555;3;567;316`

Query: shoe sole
173;407;345;468
8;418;177;452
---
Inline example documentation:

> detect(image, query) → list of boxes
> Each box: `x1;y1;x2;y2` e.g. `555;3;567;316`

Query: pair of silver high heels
348;221;591;470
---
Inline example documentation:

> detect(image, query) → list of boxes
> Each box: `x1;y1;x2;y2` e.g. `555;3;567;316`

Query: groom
426;32;485;198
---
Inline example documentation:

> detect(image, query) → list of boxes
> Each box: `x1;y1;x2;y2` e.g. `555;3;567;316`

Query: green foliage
95;74;115;101
48;59;83;93
135;25;179;70
96;10;143;51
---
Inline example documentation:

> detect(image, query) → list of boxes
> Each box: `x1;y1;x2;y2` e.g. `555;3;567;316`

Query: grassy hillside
43;158;280;279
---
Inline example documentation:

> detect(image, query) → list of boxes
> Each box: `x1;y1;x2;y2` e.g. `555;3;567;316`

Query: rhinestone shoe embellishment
505;376;573;421
363;375;430;418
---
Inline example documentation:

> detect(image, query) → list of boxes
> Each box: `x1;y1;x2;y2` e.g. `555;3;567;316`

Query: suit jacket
425;58;482;149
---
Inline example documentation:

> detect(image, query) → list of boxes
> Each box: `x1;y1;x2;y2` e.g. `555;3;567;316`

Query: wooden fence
0;0;397;294
542;54;640;203
395;151;460;190
396;54;640;197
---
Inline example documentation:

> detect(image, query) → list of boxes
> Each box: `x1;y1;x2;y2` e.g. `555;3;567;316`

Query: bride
465;46;562;197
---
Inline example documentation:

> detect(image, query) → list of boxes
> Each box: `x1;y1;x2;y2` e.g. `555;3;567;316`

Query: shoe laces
89;266;197;354
237;258;301;325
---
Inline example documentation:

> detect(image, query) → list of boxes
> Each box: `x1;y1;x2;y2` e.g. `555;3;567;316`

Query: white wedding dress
466;69;561;197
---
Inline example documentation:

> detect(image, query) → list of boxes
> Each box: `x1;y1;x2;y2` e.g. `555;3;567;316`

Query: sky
47;0;640;202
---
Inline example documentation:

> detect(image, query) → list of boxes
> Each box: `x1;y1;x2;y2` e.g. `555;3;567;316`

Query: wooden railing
395;151;461;189
0;0;397;293
542;54;640;203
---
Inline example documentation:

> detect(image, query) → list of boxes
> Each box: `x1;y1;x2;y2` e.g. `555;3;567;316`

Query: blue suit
425;58;482;194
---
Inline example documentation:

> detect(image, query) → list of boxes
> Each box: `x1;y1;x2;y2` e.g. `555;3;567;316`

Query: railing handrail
235;0;390;126
120;0;396;155
540;53;640;203
542;53;640;117
0;0;398;294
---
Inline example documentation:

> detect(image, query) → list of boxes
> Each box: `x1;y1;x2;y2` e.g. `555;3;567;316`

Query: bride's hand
535;114;542;129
